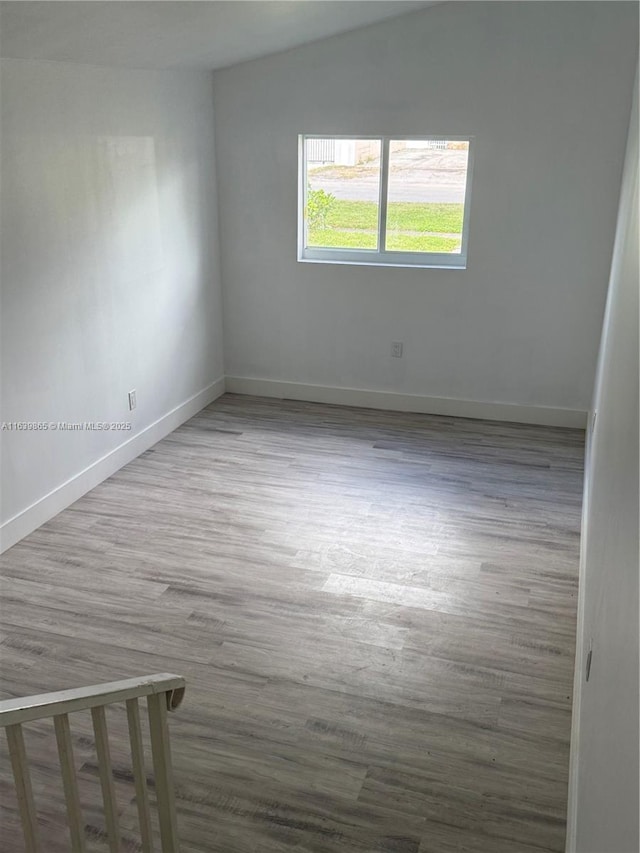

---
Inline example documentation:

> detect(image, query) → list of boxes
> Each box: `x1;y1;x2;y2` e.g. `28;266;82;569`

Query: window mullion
378;138;390;253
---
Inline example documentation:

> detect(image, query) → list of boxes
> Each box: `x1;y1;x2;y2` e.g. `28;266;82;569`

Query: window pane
385;140;469;254
305;138;381;250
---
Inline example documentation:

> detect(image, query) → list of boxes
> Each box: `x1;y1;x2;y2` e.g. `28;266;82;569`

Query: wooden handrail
0;672;186;727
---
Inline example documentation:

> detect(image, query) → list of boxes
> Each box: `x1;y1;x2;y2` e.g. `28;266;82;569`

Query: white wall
0;59;224;549
567;72;639;853
213;1;638;425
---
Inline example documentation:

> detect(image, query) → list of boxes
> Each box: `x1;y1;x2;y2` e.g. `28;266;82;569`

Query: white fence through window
306;138;336;163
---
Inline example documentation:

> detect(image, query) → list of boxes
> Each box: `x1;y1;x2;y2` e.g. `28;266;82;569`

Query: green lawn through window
307;200;464;253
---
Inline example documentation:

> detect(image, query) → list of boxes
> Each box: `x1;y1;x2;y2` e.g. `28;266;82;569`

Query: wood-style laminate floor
0;395;584;853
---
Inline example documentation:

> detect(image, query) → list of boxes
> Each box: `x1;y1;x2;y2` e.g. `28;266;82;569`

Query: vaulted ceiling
0;1;434;70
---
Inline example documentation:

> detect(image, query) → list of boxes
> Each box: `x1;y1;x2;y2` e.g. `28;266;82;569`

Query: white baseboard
0;377;225;554
225;376;587;429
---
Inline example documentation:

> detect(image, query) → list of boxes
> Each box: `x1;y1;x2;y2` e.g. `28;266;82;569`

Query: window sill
298;256;467;271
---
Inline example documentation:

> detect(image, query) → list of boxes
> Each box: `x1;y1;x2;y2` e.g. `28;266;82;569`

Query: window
299;136;474;268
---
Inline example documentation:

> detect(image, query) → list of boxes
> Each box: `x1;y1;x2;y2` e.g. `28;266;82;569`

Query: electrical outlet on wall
391;341;404;358
128;390;137;411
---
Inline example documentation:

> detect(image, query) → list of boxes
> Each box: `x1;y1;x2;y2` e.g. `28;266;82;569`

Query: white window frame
298;134;474;269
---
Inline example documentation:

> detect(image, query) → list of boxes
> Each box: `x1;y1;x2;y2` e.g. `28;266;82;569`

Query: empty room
0;2;638;852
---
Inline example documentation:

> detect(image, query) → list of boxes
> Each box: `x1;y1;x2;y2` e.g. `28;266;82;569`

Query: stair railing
0;672;186;853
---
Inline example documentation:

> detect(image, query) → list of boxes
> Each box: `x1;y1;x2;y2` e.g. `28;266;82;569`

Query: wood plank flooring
0;394;584;852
